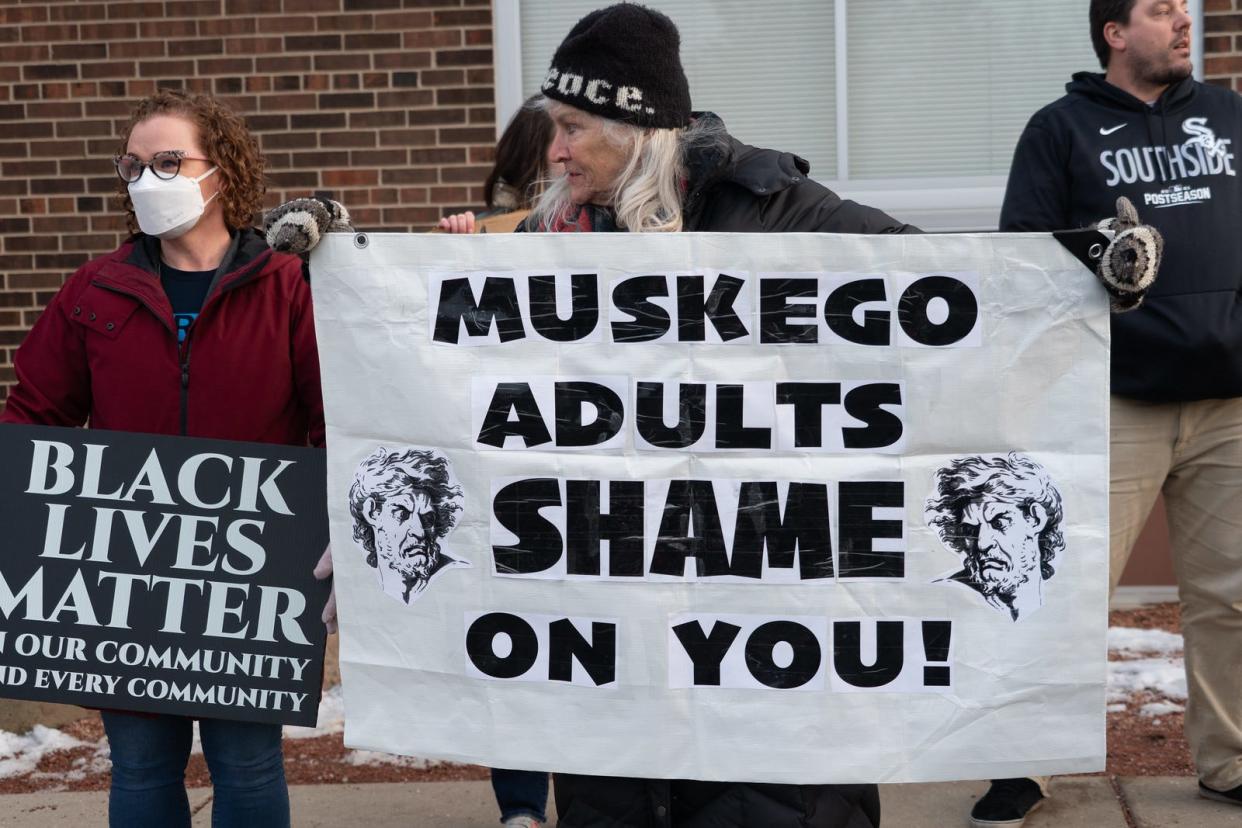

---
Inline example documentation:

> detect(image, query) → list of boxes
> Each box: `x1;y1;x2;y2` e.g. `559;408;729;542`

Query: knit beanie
540;3;692;129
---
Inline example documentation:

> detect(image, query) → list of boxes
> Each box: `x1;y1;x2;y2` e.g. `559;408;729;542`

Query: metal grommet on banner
353;233;369;249
105;322;114;331
1088;243;1103;259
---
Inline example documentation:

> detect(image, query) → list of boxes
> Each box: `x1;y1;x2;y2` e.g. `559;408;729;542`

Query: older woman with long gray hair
516;4;913;828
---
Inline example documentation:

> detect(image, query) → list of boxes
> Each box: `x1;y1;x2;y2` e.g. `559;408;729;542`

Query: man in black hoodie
981;1;1242;825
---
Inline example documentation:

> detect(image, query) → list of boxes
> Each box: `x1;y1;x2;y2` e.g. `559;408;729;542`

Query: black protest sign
0;424;329;726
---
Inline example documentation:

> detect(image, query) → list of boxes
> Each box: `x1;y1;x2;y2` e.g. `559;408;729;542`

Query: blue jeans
101;711;289;828
491;767;549;823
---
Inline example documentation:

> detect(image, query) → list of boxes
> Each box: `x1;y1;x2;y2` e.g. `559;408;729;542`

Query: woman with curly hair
1;89;322;828
435;95;559;235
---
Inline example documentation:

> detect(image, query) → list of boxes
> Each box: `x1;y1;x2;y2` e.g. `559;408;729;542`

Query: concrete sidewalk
3;777;1237;826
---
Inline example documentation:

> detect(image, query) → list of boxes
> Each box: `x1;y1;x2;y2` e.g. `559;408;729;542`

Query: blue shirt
160;262;214;344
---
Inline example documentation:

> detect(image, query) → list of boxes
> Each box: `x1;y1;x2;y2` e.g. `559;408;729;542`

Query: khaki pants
1110;394;1242;790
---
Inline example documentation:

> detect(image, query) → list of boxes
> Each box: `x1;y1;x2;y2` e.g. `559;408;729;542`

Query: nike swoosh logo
1099;124;1127;136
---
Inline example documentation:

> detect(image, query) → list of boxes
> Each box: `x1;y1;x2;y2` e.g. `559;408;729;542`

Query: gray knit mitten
1093;196;1162;313
263;197;354;255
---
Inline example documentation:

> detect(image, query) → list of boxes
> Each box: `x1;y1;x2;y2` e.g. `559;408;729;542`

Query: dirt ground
0;604;1191;794
1102;602;1193;778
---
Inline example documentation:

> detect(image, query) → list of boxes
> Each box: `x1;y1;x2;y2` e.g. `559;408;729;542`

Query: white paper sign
312;231;1109;784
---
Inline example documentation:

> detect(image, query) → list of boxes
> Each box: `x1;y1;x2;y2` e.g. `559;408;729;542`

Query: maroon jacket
1;228;324;448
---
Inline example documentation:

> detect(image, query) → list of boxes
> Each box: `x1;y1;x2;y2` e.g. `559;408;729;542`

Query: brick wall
1205;0;1242;89
0;0;497;406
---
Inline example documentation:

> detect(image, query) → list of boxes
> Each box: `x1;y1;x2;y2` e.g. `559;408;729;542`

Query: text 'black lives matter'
0;425;330;726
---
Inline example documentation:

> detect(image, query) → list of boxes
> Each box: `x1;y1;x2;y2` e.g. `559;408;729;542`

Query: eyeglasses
113;150;212;183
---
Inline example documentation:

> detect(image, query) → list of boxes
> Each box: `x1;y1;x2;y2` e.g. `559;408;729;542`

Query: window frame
492;0;1204;230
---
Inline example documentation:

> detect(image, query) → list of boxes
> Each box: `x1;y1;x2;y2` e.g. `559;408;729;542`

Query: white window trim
493;0;524;137
492;0;1205;231
1193;0;1205;81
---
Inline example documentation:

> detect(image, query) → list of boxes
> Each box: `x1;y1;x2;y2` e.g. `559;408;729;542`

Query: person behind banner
966;1;1242;825
436;95;559;236
519;5;917;827
0;89;325;828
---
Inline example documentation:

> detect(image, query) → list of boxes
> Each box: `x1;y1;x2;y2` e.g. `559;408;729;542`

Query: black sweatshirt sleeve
999;120;1071;232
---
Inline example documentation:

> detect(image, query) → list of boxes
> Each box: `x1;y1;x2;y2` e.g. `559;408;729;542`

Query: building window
496;0;1203;229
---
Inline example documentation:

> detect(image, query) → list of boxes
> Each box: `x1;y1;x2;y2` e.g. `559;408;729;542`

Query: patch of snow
344;750;432;768
29;741;111;787
1108;627;1184;656
1107;703;1128;713
1140;701;1185;717
283;684;345;739
1107;657;1187;704
1107;626;1186;708
0;725;93;780
72;743;111;774
43;758;105;784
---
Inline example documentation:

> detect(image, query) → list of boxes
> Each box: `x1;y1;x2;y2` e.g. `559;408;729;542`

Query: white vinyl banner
311;231;1109;784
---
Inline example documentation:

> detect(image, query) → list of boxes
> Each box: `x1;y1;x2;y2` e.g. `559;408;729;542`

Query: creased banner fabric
311;231;1108;784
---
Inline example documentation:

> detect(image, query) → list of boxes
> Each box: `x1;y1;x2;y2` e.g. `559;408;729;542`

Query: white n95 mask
128;166;218;239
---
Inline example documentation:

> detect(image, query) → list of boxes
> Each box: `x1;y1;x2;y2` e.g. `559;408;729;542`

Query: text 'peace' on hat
541;3;692;129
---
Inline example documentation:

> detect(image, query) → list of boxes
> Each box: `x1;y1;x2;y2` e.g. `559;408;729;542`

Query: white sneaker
502;816;543;828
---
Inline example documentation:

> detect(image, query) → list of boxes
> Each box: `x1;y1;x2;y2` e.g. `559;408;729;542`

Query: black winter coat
552;116;910;828
682;115;915;236
555;774;881;828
